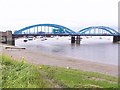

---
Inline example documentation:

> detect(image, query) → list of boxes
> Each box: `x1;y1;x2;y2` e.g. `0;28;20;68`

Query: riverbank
1;43;118;77
1;54;118;88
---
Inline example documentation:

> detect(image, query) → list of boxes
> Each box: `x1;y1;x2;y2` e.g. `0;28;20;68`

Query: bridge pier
71;36;75;44
6;31;13;45
76;36;81;44
113;36;120;43
71;36;81;44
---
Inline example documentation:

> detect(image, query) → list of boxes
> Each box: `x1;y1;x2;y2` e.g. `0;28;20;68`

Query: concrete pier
76;36;81;44
6;31;13;45
71;36;75;43
113;36;120;43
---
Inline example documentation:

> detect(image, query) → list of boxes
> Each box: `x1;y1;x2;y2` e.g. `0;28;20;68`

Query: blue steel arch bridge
14;24;120;36
13;23;120;44
14;24;76;37
77;26;120;36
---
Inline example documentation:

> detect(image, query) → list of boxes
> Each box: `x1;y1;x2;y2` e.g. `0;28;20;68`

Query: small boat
23;39;27;42
41;38;45;41
27;36;34;41
40;36;43;38
45;38;47;40
51;36;54;38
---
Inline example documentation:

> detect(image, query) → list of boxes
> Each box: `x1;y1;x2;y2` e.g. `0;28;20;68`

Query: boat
23;39;27;42
45;38;47;40
41;39;45;41
27;36;34;41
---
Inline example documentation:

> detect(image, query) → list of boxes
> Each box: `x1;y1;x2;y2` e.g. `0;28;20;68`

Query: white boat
27;36;34;41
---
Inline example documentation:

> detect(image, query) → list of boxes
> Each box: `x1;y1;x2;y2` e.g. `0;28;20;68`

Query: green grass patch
1;54;119;88
40;65;118;88
1;54;49;88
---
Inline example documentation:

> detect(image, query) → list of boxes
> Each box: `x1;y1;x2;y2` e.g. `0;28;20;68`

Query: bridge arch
14;24;76;35
78;26;119;35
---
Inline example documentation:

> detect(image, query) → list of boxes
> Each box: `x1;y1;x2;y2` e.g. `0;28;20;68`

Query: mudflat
1;44;118;77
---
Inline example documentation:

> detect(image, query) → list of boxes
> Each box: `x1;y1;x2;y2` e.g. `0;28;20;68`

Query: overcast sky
0;0;119;31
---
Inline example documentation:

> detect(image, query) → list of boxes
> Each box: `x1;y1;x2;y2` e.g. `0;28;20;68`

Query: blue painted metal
78;26;120;36
13;24;120;36
14;24;76;35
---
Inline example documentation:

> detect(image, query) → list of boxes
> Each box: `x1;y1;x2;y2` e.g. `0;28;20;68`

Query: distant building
0;31;13;45
0;31;7;43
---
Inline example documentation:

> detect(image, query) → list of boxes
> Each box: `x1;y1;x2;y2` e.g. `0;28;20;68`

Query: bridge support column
6;31;13;45
113;36;120;43
76;36;81;44
71;36;75;44
6;31;15;45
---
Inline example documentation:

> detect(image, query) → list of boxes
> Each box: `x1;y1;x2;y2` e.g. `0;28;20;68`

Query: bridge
1;24;120;45
13;24;120;36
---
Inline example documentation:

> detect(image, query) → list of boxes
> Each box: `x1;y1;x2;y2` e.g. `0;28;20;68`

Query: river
15;36;118;66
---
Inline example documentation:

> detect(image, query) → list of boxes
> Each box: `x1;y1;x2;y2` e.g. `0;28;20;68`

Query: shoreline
1;43;118;77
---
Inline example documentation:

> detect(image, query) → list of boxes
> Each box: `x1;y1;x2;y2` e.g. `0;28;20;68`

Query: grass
40;65;118;88
0;54;119;88
1;54;49;88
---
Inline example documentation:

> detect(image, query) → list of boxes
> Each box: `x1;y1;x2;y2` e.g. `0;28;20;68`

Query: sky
0;0;119;32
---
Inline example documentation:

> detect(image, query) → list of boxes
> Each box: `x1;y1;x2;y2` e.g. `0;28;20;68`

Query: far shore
1;43;118;77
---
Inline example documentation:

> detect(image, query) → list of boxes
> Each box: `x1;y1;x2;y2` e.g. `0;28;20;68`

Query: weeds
1;55;119;88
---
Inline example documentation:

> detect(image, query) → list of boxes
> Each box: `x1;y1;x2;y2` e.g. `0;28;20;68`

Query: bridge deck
13;34;120;38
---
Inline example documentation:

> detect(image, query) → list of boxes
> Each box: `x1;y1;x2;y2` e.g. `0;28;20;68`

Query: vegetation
1;55;49;88
0;54;118;88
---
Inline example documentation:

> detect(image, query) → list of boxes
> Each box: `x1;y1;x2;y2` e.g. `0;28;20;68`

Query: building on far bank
0;31;13;45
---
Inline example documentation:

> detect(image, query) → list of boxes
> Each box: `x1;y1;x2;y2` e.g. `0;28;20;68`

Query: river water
15;36;118;66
